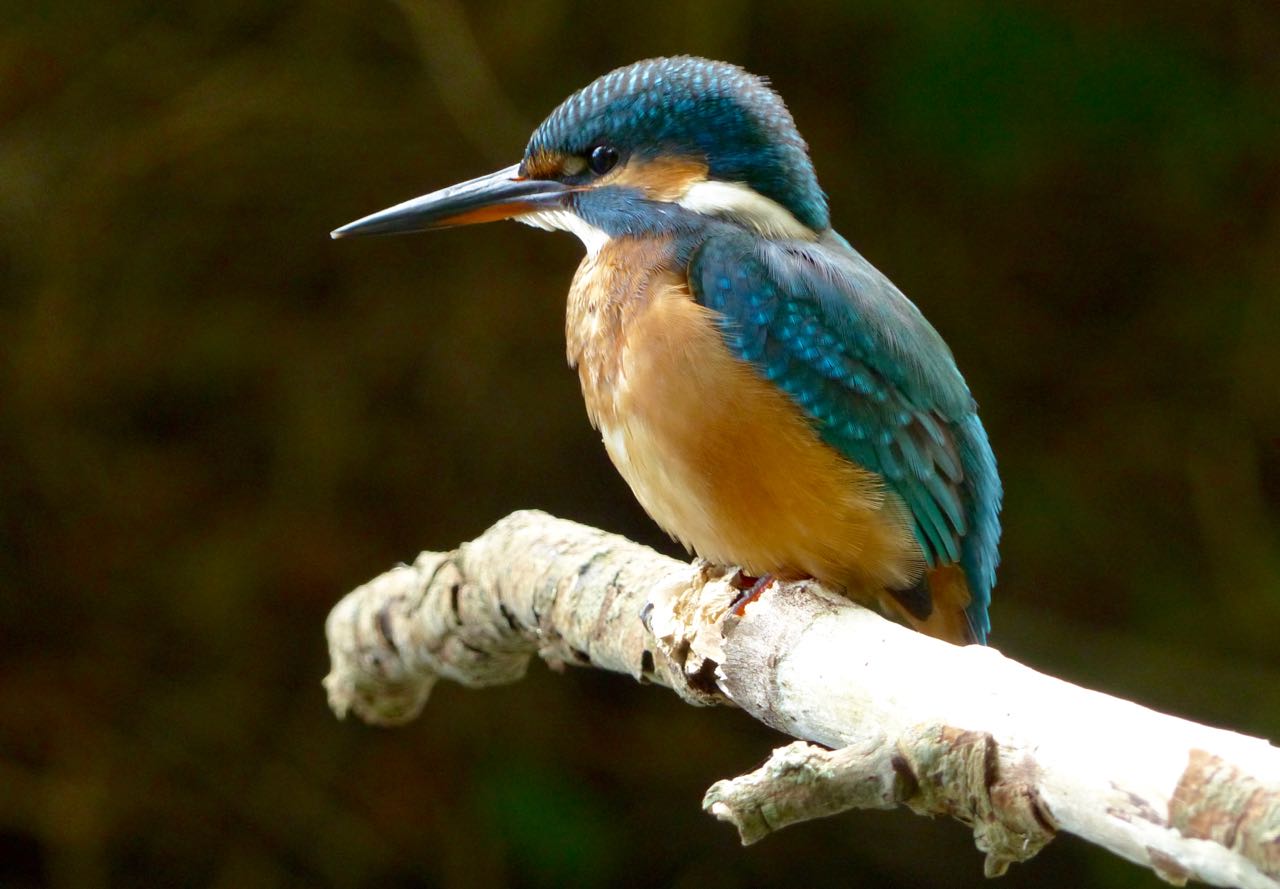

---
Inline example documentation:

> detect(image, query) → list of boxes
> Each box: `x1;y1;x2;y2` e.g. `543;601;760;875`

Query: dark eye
588;144;619;175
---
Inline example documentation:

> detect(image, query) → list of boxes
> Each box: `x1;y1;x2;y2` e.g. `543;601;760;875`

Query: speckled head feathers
523;57;830;232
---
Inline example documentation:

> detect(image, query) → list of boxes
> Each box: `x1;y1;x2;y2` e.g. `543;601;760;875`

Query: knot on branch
642;559;737;707
704;727;1057;878
896;726;1057;877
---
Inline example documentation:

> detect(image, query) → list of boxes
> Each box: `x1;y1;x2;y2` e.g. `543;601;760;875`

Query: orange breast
566;238;924;600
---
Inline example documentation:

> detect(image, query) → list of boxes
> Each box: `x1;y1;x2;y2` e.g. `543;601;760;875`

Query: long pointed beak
330;163;570;239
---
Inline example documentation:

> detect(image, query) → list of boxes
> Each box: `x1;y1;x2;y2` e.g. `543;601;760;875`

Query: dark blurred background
2;1;1278;886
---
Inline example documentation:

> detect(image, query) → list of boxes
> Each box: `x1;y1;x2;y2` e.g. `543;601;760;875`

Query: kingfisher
333;56;1001;644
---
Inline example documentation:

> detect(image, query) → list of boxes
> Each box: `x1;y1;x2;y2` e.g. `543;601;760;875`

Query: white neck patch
677;180;817;241
519;209;611;257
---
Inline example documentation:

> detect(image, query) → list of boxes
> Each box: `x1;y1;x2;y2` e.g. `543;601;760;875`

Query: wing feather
690;229;1001;639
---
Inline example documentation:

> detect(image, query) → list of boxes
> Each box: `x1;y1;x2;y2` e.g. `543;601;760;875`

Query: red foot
730;574;776;616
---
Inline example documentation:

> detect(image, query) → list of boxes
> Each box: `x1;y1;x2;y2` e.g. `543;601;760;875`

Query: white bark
324;510;1280;887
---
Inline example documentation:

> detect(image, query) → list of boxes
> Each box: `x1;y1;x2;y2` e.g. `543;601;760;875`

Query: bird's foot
728;572;776;616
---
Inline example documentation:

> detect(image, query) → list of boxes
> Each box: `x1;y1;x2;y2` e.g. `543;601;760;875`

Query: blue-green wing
689;230;1001;640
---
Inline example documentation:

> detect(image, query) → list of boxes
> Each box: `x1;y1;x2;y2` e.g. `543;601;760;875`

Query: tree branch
323;510;1280;888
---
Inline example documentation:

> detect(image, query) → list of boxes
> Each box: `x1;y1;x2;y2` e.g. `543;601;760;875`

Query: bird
332;56;1001;644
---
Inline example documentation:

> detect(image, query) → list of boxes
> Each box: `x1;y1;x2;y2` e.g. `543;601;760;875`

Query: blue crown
526;57;830;232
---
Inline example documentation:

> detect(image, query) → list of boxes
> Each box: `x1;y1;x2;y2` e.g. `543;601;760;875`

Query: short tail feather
879;565;977;645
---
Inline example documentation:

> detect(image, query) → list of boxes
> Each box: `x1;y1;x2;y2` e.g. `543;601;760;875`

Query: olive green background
2;1;1277;887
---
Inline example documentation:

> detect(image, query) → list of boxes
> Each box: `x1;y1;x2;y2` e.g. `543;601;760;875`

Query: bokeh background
2;1;1278;886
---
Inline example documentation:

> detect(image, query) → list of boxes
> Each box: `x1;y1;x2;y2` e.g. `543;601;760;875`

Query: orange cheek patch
522;151;563;180
609;156;709;201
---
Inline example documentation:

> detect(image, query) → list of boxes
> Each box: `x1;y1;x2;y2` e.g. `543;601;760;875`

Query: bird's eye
588;144;619;175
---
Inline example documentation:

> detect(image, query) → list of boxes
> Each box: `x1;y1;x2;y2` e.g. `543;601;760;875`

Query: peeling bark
324;510;1280;888
1172;751;1280;880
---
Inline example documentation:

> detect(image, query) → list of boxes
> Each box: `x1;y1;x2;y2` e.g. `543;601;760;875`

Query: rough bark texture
324;510;1280;888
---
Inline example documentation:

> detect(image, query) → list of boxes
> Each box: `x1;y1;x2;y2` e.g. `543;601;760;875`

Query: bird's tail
878;564;976;645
